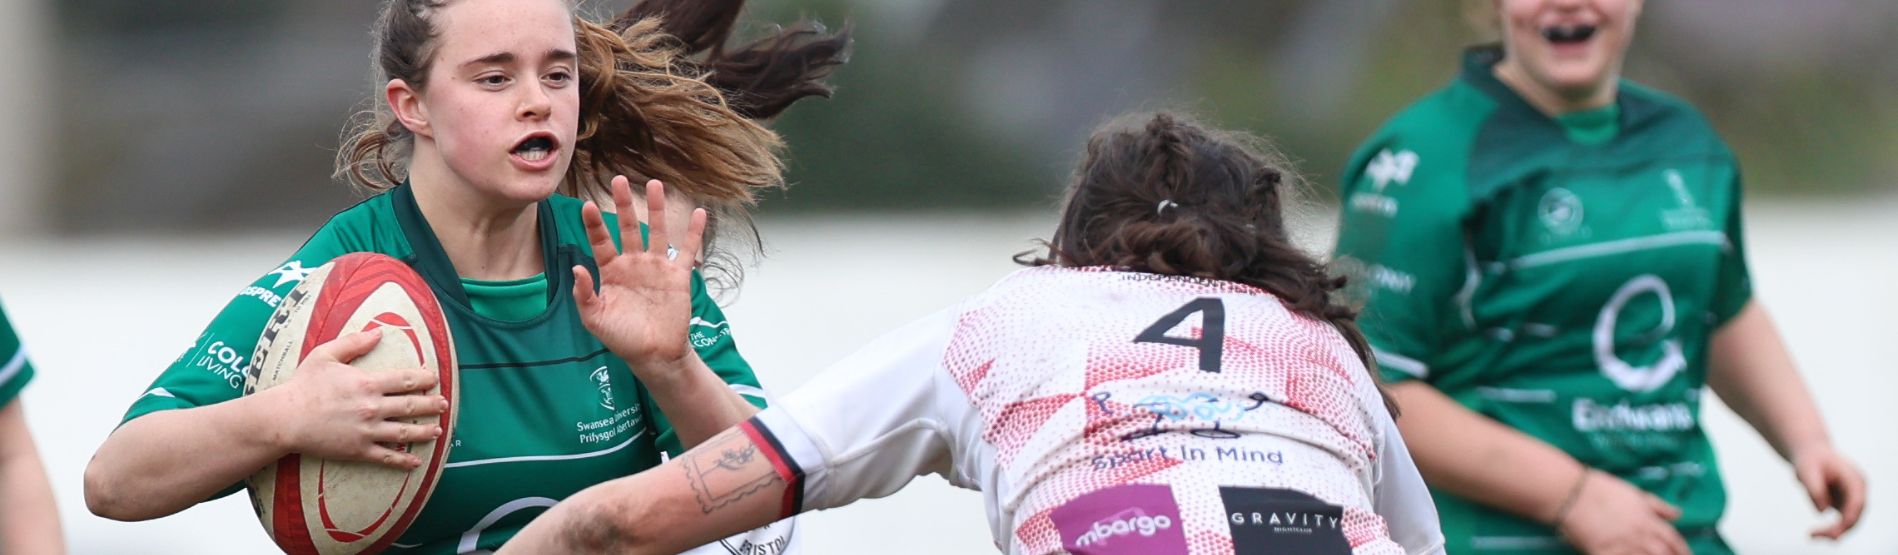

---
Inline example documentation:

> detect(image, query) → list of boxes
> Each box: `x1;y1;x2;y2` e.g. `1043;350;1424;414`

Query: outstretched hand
1793;443;1866;540
572;176;707;372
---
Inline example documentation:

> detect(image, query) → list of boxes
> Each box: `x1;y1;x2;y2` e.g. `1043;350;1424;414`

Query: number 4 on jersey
1134;298;1226;372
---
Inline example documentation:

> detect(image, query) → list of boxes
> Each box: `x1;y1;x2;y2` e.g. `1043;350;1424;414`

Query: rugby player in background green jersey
0;298;63;553
1333;1;1865;553
82;0;848;552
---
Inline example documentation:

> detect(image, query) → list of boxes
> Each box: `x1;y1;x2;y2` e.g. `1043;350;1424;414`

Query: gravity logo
1219;486;1350;554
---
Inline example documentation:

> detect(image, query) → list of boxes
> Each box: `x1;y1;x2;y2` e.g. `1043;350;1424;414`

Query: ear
387;79;432;139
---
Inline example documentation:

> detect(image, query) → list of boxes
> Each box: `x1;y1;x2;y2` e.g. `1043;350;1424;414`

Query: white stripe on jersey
729;383;769;401
442;429;645;469
1506;230;1730;270
1372;347;1429;378
0;348;26;386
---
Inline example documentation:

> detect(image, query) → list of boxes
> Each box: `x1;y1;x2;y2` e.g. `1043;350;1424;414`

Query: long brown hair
1021;112;1394;412
335;0;849;292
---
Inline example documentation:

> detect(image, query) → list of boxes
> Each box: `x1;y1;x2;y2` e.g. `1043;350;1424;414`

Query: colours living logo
1051;484;1189;555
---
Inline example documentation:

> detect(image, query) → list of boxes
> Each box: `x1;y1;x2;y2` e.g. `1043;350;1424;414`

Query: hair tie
1156;199;1180;216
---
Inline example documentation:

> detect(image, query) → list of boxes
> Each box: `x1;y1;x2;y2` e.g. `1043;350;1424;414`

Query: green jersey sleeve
1334;122;1481;384
1709;173;1753;326
0;299;38;407
121;237;351;424
640;269;767;456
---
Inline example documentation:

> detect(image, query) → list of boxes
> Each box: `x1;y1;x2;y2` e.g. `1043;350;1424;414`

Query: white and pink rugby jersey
736;266;1445;554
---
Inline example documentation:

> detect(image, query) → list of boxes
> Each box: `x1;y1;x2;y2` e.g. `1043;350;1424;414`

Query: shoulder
1343;81;1497;199
297;192;401;259
1618;81;1736;159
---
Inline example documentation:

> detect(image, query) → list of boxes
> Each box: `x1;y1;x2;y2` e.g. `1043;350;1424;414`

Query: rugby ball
243;252;458;554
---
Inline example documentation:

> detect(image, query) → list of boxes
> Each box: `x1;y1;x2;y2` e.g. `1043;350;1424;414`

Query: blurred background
0;0;1893;553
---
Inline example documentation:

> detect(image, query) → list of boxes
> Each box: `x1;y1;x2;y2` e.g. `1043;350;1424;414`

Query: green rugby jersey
1334;47;1752;554
0;298;37;406
120;185;769;553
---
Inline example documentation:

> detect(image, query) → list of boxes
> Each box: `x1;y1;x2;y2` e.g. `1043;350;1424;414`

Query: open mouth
511;134;557;162
1541;24;1598;45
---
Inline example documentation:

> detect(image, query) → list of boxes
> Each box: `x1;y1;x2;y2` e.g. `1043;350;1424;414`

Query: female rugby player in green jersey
0;298;62;553
82;0;845;552
1332;1;1866;553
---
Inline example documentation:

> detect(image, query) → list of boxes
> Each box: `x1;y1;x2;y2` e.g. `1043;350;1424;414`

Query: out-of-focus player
0;297;63;553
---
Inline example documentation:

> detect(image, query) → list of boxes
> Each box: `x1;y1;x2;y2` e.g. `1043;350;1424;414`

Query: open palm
572;176;707;370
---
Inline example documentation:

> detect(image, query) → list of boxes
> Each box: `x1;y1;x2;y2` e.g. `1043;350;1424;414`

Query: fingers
612;176;639;251
572;265;598;310
367;420;444;444
1837;468;1866;534
1652;520;1690;555
1645;494;1682;521
1810;464;1867;539
376;393;448;419
1797;458;1831;512
309;329;384;365
581;199;617;267
679;208;708;267
643;179;668;254
368;366;439;394
362;444;423;470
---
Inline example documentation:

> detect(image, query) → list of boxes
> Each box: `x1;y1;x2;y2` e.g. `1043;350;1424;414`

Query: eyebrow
459;49;578;70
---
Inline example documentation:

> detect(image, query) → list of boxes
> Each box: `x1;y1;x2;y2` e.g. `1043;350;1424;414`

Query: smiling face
1494;0;1643;107
401;0;580;205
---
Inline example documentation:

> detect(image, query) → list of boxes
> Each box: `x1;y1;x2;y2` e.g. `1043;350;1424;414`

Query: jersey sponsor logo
1348;149;1418;218
1366;149;1419;192
1538;187;1585;236
1219;486;1350;555
690;317;732;348
189;337;251;390
1050;484;1188;555
1593;275;1685;393
1111;391;1276;441
1572;397;1696;432
239;286;284;308
267;260;316;289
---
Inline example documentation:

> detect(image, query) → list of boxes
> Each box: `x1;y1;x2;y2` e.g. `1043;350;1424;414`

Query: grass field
2;195;1892;554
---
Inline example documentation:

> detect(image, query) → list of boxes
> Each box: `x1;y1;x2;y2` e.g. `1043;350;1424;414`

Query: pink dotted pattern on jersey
941;267;1402;554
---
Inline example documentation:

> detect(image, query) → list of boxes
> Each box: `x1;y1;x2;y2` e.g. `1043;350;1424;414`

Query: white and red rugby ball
244;252;458;555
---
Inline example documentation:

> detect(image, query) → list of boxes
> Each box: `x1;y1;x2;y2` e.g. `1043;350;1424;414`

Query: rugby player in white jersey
503;113;1448;555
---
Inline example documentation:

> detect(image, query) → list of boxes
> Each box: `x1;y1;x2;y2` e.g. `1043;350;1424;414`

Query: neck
1493;59;1617;117
408;145;545;281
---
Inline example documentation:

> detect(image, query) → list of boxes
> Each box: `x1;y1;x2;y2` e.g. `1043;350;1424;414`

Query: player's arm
507;306;962;553
87;330;442;521
573;179;757;449
0;400;63;553
1706;308;1863;538
1368;399;1444;555
502;424;787;554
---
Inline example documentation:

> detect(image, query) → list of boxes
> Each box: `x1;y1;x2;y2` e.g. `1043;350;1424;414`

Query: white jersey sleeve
1371;408;1447;555
740;308;974;515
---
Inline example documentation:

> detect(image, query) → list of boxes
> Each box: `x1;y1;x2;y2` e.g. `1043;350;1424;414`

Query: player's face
1496;0;1643;100
416;0;579;205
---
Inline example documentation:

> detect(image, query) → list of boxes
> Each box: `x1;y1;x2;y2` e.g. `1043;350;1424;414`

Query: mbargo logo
1075;509;1173;548
1050;484;1188;555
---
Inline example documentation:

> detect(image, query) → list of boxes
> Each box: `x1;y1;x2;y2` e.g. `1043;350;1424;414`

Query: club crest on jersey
590;366;615;411
1538;187;1585;236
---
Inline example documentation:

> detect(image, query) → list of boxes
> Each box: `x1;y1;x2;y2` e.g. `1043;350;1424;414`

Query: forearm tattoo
681;428;783;514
